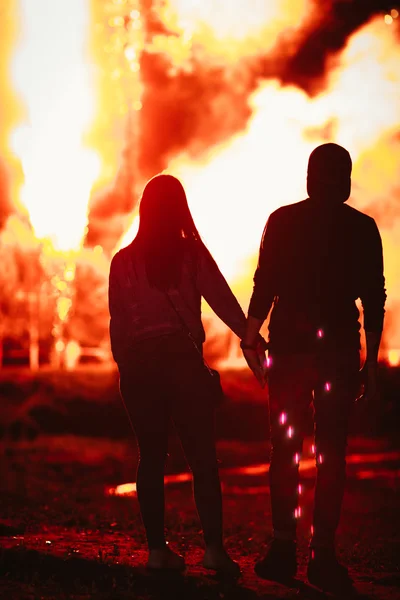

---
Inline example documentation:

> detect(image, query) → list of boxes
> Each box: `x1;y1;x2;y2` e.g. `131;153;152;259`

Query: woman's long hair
134;174;202;290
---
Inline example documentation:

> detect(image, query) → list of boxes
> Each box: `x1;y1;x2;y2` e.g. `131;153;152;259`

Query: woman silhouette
109;174;256;575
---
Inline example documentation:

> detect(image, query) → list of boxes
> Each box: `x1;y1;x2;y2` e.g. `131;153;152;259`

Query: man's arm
108;253;126;365
359;218;386;401
360;218;386;359
243;213;279;345
242;213;279;385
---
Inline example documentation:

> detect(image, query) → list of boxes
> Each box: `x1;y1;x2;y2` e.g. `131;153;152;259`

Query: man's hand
357;362;379;403
242;347;267;388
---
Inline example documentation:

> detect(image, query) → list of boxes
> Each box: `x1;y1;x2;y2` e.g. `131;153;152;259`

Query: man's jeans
267;350;360;548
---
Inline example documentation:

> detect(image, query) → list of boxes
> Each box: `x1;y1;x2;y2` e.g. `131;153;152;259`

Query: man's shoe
146;546;185;571
307;547;353;592
254;539;297;582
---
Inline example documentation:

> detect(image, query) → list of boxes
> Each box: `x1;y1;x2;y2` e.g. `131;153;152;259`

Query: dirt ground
0;432;399;600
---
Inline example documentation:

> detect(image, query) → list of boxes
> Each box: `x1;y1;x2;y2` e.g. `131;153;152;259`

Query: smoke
138;51;255;177
88;0;397;249
136;0;398;173
85;185;136;253
264;0;400;94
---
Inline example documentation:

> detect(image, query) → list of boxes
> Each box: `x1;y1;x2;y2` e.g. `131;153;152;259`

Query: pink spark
294;507;302;519
317;329;324;339
311;444;316;454
287;426;294;438
318;453;324;464
324;382;332;392
294;452;300;464
266;356;272;368
298;484;303;495
310;525;314;536
279;412;287;425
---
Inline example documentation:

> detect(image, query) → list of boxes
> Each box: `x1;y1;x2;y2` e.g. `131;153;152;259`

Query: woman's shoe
203;547;241;577
254;539;297;582
146;546;186;571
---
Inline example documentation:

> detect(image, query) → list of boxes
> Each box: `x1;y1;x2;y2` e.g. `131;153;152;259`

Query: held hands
357;361;379;403
240;319;268;388
241;344;267;388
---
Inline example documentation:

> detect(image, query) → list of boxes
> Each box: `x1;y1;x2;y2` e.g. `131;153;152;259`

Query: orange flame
117;11;400;361
10;0;100;251
158;0;309;62
4;2;400;366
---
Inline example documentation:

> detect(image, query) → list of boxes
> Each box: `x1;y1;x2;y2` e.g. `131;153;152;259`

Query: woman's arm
196;244;247;340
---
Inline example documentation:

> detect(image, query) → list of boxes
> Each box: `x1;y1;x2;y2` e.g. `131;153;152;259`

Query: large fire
1;1;399;367
10;0;100;251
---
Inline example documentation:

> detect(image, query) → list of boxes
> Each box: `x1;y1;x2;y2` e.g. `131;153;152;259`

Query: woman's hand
242;347;267;388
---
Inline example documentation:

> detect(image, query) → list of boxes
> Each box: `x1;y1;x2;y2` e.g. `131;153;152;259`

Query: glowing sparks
298;484;303;495
294;507;302;519
11;0;100;250
294;452;300;465
317;329;324;339
311;444;316;455
318;454;324;465
324;382;332;392
266;356;273;368
279;412;287;425
287;426;294;439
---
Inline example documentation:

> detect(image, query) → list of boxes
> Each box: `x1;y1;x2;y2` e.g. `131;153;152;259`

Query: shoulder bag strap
165;291;214;375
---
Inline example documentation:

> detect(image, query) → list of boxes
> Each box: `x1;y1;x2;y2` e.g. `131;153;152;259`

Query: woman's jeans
119;333;223;551
267;350;360;549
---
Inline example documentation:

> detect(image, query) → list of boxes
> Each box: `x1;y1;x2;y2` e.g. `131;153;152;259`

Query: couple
108;143;385;591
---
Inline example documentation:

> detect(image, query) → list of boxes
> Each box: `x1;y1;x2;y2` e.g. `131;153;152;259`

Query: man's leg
268;353;314;541
307;349;359;590
311;350;360;549
255;353;314;580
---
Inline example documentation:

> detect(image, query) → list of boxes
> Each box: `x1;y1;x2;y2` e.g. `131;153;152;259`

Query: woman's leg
119;369;169;551
171;372;223;549
172;382;240;575
174;403;223;549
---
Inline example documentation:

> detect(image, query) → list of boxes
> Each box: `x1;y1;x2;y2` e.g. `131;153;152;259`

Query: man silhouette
241;143;386;591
